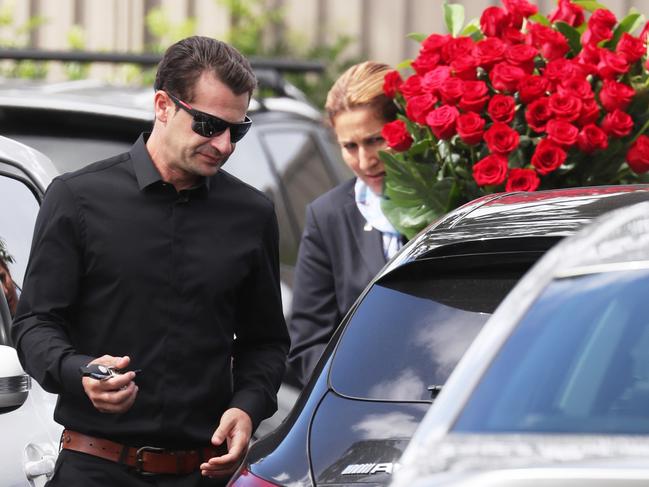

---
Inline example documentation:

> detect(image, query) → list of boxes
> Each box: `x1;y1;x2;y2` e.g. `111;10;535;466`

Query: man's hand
81;355;138;413
201;408;253;478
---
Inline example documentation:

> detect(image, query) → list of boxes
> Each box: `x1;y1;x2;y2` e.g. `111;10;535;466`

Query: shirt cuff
60;354;96;400
229;389;275;432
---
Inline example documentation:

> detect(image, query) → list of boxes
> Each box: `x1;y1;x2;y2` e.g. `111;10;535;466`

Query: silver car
0;135;62;486
392;200;649;487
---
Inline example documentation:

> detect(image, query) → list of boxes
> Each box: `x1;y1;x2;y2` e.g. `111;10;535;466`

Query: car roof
0;135;58;194
0;78;323;122
383;184;649;276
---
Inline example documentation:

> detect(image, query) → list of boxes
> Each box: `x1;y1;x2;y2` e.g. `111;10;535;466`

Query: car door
0;151;62;486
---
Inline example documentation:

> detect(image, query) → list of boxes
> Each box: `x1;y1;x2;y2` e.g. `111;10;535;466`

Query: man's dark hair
154;36;257;102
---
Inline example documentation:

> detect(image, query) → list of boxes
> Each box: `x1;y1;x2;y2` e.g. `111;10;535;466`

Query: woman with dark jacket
288;61;404;386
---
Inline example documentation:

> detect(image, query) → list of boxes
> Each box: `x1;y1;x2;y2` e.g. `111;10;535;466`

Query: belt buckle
135;445;166;476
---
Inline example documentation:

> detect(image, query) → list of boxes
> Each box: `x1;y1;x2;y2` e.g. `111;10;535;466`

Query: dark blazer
288;178;386;386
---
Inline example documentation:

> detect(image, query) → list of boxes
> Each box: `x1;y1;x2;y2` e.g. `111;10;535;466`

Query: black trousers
46;450;229;487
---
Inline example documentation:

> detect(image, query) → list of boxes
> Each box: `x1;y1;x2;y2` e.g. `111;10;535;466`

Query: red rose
627;135;649;173
577;124;608;153
489;62;526;93
473;154;508;186
442;36;475;64
400;75;424;101
426;105;459;140
601;109;634;138
599;79;635;112
484;122;520;154
459;80;489;112
549;93;582;122
578;99;601;126
488;94;516;123
506;168;540;191
474;37;506;70
480;6;511;38
546;119;579;147
532;138;567;175
641;21;649;44
616;33;646;64
525;97;552;132
503;0;538;27
381;120;413;152
457;112;486;145
501;26;527;45
557;77;594;101
422;66;452;95
383;70;403;98
411;50;441;75
421;33;452;54
583;8;617;46
518;75;549;104
528;23;569;61
505;44;538;74
549;0;585;27
451;55;480;80
439;77;465;105
406;94;438;124
543;58;585;91
597;50;630;80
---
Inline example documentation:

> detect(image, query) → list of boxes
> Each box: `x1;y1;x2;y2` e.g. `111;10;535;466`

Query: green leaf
608;12;645;48
396;59;413;71
443;2;465;37
529;13;550;26
461;19;481;38
555;21;582;55
571;0;609;13
380;151;452;239
407;32;427;43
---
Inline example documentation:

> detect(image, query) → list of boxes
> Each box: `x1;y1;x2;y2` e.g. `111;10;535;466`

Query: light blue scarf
354;179;403;259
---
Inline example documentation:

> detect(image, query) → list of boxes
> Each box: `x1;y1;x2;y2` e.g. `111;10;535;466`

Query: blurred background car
0;134;63;486
227;185;649;487
392;200;649;487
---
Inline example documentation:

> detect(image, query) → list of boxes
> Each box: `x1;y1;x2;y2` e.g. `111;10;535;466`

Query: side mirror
0;345;30;413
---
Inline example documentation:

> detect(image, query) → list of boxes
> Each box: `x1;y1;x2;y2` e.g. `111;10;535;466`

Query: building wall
0;0;645;75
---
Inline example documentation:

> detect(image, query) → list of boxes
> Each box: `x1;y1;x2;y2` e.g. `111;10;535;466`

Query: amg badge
341;462;400;475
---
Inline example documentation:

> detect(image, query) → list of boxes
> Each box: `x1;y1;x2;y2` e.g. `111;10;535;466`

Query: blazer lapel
344;193;386;274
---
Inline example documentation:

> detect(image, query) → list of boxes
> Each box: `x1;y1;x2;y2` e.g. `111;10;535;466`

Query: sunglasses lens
230;123;251;143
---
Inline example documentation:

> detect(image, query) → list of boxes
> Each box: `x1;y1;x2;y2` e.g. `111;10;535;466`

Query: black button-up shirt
12;134;289;448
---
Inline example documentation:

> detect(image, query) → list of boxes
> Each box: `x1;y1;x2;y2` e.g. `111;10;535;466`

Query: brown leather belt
60;429;226;475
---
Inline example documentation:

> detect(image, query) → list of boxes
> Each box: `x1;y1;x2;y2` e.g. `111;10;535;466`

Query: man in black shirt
12;36;289;486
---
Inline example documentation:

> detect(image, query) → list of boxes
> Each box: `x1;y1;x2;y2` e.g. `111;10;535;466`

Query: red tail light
229;467;281;487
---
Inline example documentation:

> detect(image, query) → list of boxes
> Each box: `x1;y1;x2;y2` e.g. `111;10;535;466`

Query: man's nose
208;130;233;153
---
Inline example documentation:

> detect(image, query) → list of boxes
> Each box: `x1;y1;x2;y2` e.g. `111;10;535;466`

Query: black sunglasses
166;92;252;143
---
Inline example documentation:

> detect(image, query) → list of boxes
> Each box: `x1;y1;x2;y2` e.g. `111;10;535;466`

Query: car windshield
330;255;535;402
454;268;649;434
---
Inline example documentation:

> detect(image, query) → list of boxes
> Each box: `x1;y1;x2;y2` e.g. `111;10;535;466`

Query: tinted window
455;269;649;434
330;256;533;402
0;174;40;287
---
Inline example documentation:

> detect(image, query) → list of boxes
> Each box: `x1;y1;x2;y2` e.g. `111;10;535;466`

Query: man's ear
153;90;172;123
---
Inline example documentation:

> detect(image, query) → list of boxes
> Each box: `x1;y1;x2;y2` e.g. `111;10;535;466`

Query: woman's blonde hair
325;61;397;126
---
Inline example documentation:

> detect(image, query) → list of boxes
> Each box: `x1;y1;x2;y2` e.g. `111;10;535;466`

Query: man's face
0;261;17;316
159;71;250;182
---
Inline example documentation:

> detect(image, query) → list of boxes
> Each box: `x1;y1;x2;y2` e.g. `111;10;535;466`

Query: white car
392;200;649;487
0;135;62;485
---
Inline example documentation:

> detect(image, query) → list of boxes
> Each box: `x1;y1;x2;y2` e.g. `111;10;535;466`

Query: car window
454;269;649;434
330;255;534;402
0;174;40;288
261;130;340;234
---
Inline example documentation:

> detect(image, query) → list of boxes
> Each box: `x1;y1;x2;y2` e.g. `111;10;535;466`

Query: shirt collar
130;133;211;194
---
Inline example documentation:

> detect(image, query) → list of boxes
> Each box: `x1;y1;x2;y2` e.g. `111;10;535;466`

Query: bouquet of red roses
380;0;649;239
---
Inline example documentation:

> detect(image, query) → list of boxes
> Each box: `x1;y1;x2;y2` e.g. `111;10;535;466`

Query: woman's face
333;106;388;195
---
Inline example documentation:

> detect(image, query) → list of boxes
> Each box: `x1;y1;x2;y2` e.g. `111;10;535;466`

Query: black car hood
310;392;429;486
